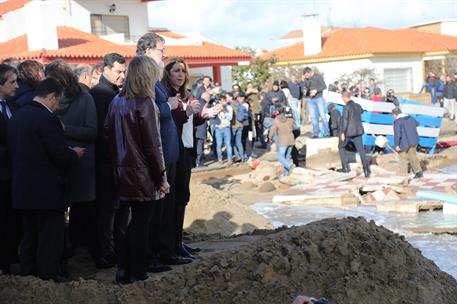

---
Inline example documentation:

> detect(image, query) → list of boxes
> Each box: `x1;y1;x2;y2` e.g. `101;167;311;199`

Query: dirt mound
183;181;273;235
1;217;456;304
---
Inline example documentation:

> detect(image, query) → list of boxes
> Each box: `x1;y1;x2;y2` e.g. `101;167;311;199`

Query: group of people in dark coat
0;32;217;283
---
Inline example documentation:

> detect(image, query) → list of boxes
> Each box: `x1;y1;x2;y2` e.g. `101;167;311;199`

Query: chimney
302;13;322;56
25;0;59;51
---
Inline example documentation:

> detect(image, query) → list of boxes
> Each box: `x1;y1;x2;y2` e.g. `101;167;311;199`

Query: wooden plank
362;123;440;137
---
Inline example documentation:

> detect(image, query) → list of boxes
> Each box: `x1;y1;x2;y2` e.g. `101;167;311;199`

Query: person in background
74;64;93;91
195;92;210;167
1;57;19;68
443;75;456;120
328;80;340;93
0;64;21;275
215;95;233;163
371;87;383;114
420;72;437;105
265;80;287;107
232;92;248;162
90;62;104;88
8;78;85;281
105;56;170;284
338;91;370;177
302;67;329;138
89;53;127;269
232;83;243;99
361;87;371;100
255;92;267;149
269;105;296;176
368;78;378;96
10;60;44;108
328;102;341;137
436;74;445;108
45;60;98;258
392;107;423;178
196;76;212;99
288;74;302;100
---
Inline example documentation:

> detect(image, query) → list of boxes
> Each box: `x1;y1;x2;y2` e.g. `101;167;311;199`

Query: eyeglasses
154;47;166;55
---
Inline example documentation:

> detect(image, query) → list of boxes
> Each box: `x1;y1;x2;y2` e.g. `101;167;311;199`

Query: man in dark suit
8;78;85;281
338;91;370;177
89;53;128;269
0;64;20;275
136;33;192;268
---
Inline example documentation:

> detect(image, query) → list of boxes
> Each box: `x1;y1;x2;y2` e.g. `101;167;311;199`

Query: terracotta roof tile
0;0;30;15
156;31;186;39
0;26;251;62
266;27;457;63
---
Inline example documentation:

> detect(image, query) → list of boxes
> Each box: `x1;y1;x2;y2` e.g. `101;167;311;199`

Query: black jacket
8;102;78;209
443;81;455;99
9;80;35;108
89;75;120;164
304;73;327;99
328;103;341;137
0;100;17;181
341;100;364;137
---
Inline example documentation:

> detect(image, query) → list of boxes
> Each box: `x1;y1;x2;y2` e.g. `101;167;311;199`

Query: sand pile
1;217;456;304
183;181;273;235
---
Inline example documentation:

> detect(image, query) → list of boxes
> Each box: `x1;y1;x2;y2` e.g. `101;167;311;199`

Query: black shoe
183;243;201;253
177;244;195;259
147;259;172;273
115;269;129;285
336;167;350;173
312;135;318;139
96;254;117;269
414;171;423;179
159;256;193;265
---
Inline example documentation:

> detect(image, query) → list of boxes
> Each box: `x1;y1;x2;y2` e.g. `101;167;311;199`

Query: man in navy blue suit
0;64;20;275
136;33;193;269
8;78;85;281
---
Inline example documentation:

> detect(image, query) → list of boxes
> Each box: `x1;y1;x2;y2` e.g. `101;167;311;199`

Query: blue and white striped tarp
325;91;444;153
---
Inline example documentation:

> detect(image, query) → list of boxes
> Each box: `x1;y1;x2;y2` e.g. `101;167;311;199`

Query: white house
0;0;250;90
264;15;457;93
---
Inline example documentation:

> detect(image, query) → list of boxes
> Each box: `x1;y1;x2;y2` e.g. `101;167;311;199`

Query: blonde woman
104;56;169;284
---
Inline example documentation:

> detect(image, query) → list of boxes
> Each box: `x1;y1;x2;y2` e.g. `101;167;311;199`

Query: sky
147;0;457;50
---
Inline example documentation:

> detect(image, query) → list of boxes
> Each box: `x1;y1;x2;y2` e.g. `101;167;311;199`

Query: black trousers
95;164;130;261
0;180;21;273
118;202;153;279
149;163;177;259
339;135;369;170
20;209;65;281
195;138;205;166
175;148;193;247
68;201;97;255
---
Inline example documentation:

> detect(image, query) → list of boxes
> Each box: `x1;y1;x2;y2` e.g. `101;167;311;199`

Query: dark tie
0;101;9;120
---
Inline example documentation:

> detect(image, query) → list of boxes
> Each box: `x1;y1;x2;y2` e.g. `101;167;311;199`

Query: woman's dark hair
45;59;81;98
0;64;17;85
161;57;189;100
280;80;288;89
17;60;44;88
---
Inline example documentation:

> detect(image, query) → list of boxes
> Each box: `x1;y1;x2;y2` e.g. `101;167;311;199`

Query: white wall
289;56;423;93
68;0;149;38
1;8;26;41
220;66;233;91
441;21;457;36
189;67;213;80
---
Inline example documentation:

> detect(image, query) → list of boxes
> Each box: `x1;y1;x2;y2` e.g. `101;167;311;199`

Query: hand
292;295;311;304
310;89;317;97
159;181;170;194
202;107;217;119
70;147;86;158
167;96;179;110
189;98;201;113
395;146;401;152
340;134;345;141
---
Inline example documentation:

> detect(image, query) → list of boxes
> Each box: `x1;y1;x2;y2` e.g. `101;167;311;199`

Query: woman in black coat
10;60;44;107
45;60;97;254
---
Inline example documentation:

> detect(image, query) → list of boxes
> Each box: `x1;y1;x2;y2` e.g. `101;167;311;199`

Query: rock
259;182;276;193
239;181;256;190
277;183;290;190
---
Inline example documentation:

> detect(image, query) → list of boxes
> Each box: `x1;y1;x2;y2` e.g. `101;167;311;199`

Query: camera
284;106;293;118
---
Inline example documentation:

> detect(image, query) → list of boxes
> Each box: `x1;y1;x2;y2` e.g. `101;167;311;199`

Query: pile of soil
1;217;456;304
183;181;273;235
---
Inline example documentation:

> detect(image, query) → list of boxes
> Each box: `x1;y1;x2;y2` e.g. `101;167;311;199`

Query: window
383;68;413;93
90;14;130;40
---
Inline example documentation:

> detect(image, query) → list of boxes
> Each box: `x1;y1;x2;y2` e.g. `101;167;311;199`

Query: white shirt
182;103;194;148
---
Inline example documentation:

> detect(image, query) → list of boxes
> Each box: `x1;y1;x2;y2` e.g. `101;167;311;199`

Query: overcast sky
147;0;457;50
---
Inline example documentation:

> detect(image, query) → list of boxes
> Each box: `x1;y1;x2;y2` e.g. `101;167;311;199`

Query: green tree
232;46;277;90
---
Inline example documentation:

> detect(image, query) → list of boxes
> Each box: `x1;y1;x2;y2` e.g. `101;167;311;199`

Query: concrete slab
305;136;339;157
272;193;360;207
376;199;443;213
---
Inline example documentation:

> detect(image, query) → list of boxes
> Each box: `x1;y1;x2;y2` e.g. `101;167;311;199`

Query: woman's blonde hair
120;56;160;100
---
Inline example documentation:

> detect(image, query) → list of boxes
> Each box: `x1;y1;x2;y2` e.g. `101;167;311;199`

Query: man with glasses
136;33;192;271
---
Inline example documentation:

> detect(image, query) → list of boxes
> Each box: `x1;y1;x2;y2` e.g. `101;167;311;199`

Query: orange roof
266;27;457;63
156;31;186;39
0;0;31;15
0;26;251;63
279;27;338;40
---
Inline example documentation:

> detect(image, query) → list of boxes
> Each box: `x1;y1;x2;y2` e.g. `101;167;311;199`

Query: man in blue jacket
136;32;193;268
392;107;423;178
